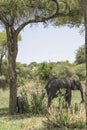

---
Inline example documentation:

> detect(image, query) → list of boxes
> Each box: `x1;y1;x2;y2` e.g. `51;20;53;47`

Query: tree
0;0;84;115
0;0;59;114
81;0;87;128
36;62;54;82
75;44;85;64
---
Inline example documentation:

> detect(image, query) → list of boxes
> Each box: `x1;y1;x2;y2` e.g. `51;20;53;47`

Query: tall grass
0;82;86;130
0;87;45;130
43;90;86;130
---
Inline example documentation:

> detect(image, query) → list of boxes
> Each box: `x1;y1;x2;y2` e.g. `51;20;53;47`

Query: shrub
44;107;69;130
20;87;30;113
36;62;54;82
74;63;86;81
20;85;47;115
44;105;85;130
75;45;85;64
53;63;74;78
43;90;86;130
44;90;68;129
29;90;47;114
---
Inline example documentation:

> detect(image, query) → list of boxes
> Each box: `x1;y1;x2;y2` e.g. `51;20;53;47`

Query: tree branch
0;15;8;25
16;0;59;35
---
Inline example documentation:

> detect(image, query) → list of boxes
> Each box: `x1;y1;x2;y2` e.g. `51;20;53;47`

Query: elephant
16;96;24;114
45;77;84;108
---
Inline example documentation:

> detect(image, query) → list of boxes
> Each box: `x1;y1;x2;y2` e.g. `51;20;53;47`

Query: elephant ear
70;77;76;84
71;75;79;81
70;78;77;90
73;79;76;84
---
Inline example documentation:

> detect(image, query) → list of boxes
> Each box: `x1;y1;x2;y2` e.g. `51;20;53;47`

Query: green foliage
67;121;85;129
56;89;66;109
75;45;85;64
0;32;7;46
28;62;37;69
36;62;54;82
44;90;69;129
19;88;30;113
0;60;9;88
53;61;74;78
44;105;85;129
20;86;47;115
53;0;83;27
0;59;86;89
0;0;57;27
74;63;86;81
0;85;86;130
57;65;74;78
0;32;21;46
29;90;47;115
0;0;83;28
44;88;85;130
16;62;33;87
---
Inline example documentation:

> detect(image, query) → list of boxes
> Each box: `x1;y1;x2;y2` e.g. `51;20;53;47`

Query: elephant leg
65;89;72;107
47;95;52;108
80;88;84;103
17;97;24;114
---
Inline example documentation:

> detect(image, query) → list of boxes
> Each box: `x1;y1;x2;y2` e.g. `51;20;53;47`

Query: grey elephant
16;96;24;114
45;77;84;108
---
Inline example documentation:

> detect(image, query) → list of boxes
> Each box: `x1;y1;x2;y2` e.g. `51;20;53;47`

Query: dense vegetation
0;60;85;89
0;52;85;89
0;44;86;129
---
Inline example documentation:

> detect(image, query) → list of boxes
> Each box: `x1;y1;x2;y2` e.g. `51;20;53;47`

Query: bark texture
6;26;18;114
81;0;87;128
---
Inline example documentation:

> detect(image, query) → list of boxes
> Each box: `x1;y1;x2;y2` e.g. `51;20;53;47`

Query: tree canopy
0;0;83;31
0;0;59;33
52;0;83;27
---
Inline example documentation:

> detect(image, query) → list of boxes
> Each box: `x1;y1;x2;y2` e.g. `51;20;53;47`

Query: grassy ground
0;89;45;130
0;86;85;130
0;115;44;130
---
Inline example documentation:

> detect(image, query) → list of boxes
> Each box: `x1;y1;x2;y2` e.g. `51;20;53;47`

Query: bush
74;63;86;81
57;66;74;78
53;62;74;78
43;90;86;130
44;90;68;129
44;105;85;130
29;90;47;114
75;45;85;64
20;85;47;115
44;107;69;130
36;62;54;82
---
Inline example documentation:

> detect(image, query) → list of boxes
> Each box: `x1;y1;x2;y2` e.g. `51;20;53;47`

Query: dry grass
0;114;45;130
69;104;86;122
44;104;86;130
0;83;86;130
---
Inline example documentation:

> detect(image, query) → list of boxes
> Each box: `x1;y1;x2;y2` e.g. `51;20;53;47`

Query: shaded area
0;107;8;117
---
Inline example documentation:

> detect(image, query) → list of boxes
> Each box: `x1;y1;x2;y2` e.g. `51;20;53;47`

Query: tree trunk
85;25;87;129
6;26;18;114
81;0;87;128
0;55;3;75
